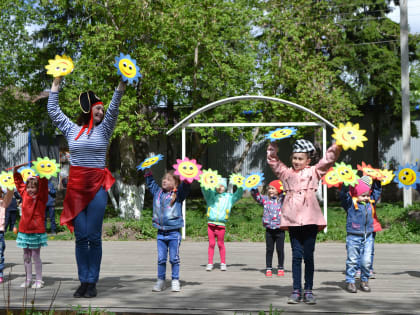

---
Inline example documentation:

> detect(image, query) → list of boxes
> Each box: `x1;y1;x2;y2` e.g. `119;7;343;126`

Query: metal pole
28;128;32;166
322;125;328;233
181;127;186;239
400;0;412;206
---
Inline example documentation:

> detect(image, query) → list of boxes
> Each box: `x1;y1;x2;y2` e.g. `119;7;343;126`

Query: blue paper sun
265;127;297;142
393;163;420;189
137;154;164;171
243;172;265;191
114;53;141;85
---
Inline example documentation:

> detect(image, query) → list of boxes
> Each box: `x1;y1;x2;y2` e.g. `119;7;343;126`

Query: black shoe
83;283;97;298
73;283;88;298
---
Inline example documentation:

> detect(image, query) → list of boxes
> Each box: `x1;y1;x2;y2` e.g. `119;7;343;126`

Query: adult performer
48;76;126;298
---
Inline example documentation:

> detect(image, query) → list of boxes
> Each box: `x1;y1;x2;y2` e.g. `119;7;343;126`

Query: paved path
1;241;419;314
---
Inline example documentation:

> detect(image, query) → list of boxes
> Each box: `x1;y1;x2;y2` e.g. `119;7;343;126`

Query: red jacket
14;172;48;233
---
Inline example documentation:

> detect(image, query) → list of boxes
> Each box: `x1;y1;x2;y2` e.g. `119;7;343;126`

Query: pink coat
267;143;341;231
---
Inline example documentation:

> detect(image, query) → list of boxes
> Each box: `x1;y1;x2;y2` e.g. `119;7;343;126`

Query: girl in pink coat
267;139;342;305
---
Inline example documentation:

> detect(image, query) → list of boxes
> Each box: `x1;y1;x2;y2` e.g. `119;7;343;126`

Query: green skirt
16;232;48;249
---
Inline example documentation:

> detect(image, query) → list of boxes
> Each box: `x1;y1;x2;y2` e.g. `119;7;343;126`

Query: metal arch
166;95;337;135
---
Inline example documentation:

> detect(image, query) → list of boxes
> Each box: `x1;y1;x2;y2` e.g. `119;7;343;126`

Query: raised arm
101;81;126;140
231;186;244;205
266;142;289;180
47;76;75;137
314;143;342;178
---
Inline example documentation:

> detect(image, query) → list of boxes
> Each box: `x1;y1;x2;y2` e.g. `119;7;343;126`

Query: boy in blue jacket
340;176;381;294
145;170;191;293
201;178;243;272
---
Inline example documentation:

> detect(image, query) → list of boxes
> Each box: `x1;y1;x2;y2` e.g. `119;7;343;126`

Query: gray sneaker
171;279;181;292
206;264;213;271
220;263;227;271
152;279;166;292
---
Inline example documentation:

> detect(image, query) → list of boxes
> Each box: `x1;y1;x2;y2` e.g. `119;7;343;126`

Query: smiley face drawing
32;157;60;179
173;157;202;184
18;166;38;183
356;161;384;181
243;172;264;191
0;171;15;191
229;173;245;187
334;162;359;187
199;169;221;190
136;154;164;171
265;127;297;142
332;122;368;151
322;167;342;188
394;163;420;189
379;169;395;186
45;55;74;77
114;53;141;85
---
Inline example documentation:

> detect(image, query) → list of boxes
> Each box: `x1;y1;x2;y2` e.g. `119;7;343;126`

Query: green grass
5;198;420;243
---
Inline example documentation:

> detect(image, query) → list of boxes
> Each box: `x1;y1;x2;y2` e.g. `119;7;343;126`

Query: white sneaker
31;280;44;289
152;279;166;292
20;280;32;288
220;263;227;271
171;279;181;292
206;264;213;271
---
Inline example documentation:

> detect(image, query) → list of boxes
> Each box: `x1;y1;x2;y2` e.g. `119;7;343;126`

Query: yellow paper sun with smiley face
394;163;420;189
333;162;360;187
0;171;15;191
32;157;60;179
322;167;342;188
243;172;265;191
199;169;222;190
356;161;384;181
229;173;245;188
173;157;203;184
136;154;164;171
332;122;368;151
45;55;74;77
379;169;395;186
114;53;141;86
18;166;38;183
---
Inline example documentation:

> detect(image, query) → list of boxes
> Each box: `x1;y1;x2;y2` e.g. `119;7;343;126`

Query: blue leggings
73;188;107;283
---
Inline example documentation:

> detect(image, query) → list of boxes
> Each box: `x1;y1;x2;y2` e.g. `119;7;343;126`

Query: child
267;139;342;304
13;165;49;289
340;176;381;293
201;178;243;271
0;188;14;283
145;170;191;292
251;180;285;277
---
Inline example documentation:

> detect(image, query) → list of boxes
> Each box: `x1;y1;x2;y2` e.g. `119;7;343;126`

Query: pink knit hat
349;176;371;197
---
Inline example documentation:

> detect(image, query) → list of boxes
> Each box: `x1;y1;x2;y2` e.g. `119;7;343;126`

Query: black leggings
265;228;285;269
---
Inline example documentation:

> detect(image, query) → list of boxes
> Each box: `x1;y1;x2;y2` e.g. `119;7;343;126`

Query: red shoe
265;269;272;277
277;269;285;276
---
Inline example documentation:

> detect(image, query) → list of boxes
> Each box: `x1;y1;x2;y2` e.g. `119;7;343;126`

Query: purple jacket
251;189;284;229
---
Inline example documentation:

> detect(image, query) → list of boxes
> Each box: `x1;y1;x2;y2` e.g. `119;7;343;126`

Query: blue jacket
6;191;21;211
46;181;56;207
251;189;284;229
340;180;382;236
201;186;243;226
146;174;191;231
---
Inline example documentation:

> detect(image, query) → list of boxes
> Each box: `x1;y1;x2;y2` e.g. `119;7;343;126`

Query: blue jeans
357;232;376;272
73;188;107;283
346;233;373;283
157;229;181;280
0;232;4;277
289;225;318;291
45;206;57;232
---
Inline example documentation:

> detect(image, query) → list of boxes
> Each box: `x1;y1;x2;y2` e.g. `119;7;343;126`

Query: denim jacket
251;189;284;229
201;186;243;226
340;180;382;236
146;174;191;231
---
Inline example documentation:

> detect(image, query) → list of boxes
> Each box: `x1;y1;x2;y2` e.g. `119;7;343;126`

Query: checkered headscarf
293;139;316;153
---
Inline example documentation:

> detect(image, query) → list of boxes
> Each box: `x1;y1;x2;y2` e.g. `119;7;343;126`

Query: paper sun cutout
18;166;38;183
322;167;342;188
243;172;265;191
332;122;368;151
31;157;60;179
45;55;74;77
199;169;222;190
333;162;360;187
265;127;297;142
136;154;164;171
173;157;202;184
0;171;15;191
114;53;141;85
394;163;420;189
229;173;245;187
379;169;395;186
357;162;384;181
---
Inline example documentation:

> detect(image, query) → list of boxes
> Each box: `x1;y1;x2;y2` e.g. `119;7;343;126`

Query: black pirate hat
79;91;102;113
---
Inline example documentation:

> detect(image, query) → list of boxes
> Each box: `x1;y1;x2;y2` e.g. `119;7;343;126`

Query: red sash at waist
61;165;115;233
